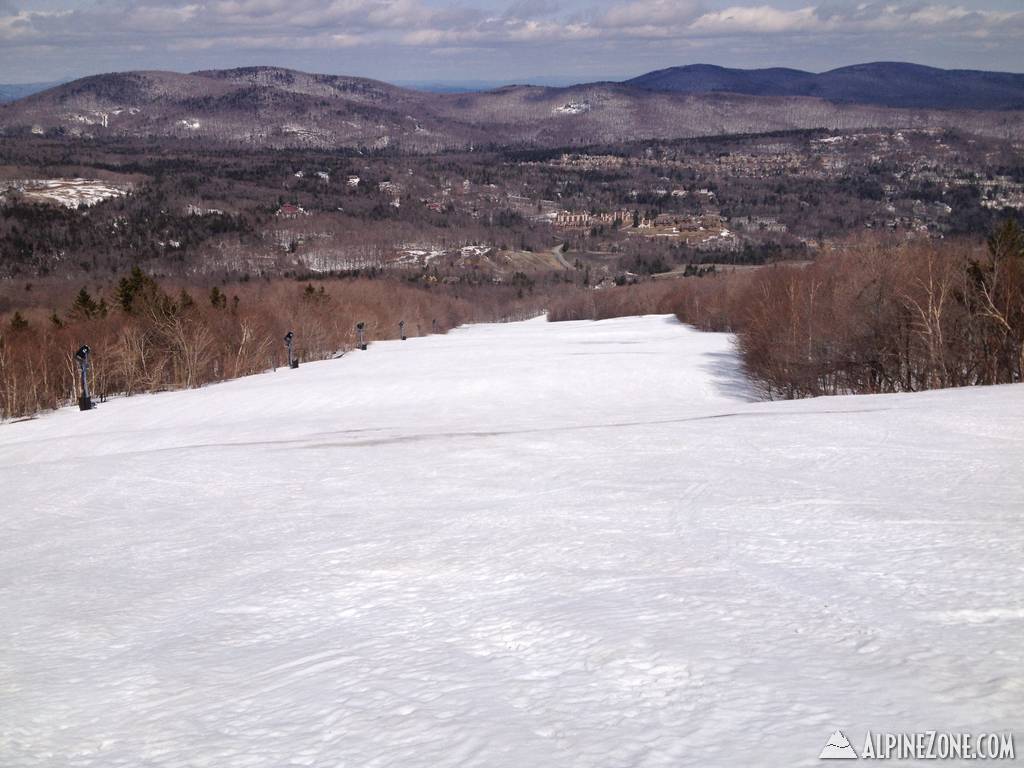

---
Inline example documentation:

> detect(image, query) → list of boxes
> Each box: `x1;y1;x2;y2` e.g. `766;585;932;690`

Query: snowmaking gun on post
283;331;299;369
74;345;93;411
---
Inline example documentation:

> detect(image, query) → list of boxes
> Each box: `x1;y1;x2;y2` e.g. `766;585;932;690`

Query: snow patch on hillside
3;178;128;208
553;101;592;115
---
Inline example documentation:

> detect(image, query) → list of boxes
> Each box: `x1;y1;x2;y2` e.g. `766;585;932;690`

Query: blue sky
1;0;1022;84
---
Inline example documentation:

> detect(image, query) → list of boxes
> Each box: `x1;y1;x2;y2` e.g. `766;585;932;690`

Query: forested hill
625;62;1024;111
3;65;1024;150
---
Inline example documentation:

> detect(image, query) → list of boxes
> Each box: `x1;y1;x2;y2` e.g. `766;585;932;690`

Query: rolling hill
1;64;1022;150
625;62;1024;111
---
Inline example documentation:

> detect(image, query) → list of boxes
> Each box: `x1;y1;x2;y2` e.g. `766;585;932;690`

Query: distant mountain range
1;64;1021;150
397;77;586;93
0;81;64;103
625;63;1024;111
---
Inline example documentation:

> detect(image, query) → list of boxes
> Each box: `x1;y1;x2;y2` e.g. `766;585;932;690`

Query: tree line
0;271;544;420
3;222;1021;419
549;221;1024;398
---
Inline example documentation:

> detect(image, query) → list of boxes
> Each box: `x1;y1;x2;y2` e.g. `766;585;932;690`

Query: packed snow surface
1;316;1022;767
4;178;128;208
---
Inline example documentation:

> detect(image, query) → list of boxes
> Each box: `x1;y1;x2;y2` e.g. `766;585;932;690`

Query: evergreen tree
210;286;227;309
116;267;165;315
9;311;28;331
71;288;100;320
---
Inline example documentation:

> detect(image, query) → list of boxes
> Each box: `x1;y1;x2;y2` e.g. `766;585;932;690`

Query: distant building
276;204;308;218
554;209;634;228
186;204;224;216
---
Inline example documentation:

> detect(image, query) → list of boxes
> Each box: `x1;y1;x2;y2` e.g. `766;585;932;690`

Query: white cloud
600;0;703;28
123;4;200;30
0;0;1020;78
503;0;560;20
689;5;818;33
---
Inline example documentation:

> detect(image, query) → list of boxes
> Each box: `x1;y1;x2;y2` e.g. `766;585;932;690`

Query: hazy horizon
3;58;1024;89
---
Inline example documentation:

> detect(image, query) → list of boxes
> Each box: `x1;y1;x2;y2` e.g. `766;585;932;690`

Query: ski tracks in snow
1;316;1022;767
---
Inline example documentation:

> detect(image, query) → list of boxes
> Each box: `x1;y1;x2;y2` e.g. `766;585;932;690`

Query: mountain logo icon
819;730;859;759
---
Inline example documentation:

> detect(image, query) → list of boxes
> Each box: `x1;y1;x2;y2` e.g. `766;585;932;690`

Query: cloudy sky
1;0;1022;84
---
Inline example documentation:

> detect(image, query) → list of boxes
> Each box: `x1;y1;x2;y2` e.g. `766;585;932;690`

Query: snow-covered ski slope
1;315;1022;767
